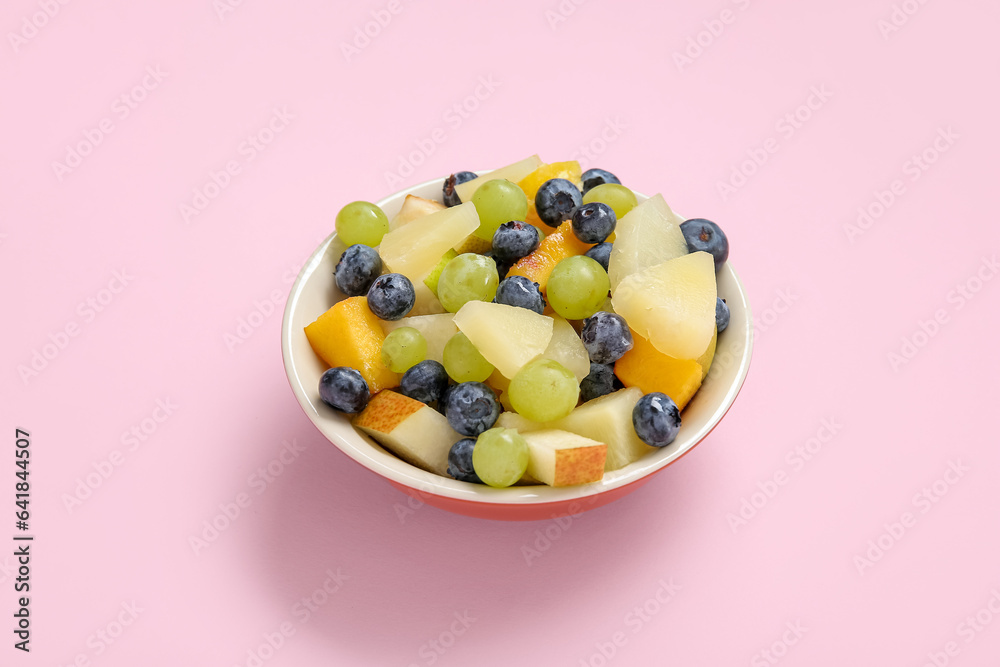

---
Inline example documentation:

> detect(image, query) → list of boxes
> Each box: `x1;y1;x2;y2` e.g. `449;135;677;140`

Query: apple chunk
498;387;654;471
352;390;462;476
523;430;607;486
389;195;445;231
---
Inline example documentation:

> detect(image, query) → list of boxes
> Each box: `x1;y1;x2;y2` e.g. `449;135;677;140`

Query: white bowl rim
281;173;754;505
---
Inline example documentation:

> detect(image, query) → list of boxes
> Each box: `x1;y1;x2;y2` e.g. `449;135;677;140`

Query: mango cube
614;331;703;410
304;297;399;392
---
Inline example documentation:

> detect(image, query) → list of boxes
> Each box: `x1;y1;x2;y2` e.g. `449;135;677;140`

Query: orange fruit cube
304;297;399;392
518;161;583;199
614;331;704;410
519;162;583;240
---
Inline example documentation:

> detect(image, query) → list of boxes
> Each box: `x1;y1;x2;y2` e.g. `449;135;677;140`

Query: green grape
471;179;528;241
442;332;494;383
546;255;610;320
472;427;530;488
436;253;499;313
381;327;427;373
582;184;637;219
335;201;389;247
509;358;579;422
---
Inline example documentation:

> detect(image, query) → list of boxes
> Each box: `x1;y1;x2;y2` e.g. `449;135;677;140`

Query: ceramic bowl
281;174;753;520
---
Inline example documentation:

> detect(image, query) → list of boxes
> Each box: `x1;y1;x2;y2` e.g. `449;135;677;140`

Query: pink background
3;0;1000;665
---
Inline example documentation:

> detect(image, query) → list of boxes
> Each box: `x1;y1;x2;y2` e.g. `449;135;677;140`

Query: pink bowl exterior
382;387;744;521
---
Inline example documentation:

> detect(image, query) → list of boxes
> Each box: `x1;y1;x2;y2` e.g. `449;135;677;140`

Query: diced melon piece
523;429;607;486
379;202;479;282
304;297;398;392
353;390;461;476
538;315;589;382
381;313;457;365
454;155;543;203
497;388;654;471
614;331;704;410
612;251;717;360
607;194;689;291
389;195;445;231
453;301;553;379
506;221;592;292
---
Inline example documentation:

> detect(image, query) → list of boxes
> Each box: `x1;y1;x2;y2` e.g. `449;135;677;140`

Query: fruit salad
304;156;732;488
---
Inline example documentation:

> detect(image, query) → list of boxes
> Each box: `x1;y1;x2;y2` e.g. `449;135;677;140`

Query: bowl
281;174;753;521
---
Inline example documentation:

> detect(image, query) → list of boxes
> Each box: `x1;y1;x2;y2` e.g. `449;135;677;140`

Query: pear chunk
454;155;543;203
453;301;553;379
612;251;717;360
538;315;589;382
607;194;689;291
379;202;479;282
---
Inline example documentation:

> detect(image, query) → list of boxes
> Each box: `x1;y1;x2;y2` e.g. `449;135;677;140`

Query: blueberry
366;273;415;320
580;168;621;195
436;383;455;415
400;360;449;405
632;392;681;447
494;276;545;314
581;312;633;364
571;202;617;244
482;251;511;280
442;171;477;207
447;438;482;483
580;362;616;402
445;382;500;436
492;221;540;263
585;242;613;272
318;367;370;413
680;218;729;270
535;178;582;227
716;298;730;333
334;244;383;297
